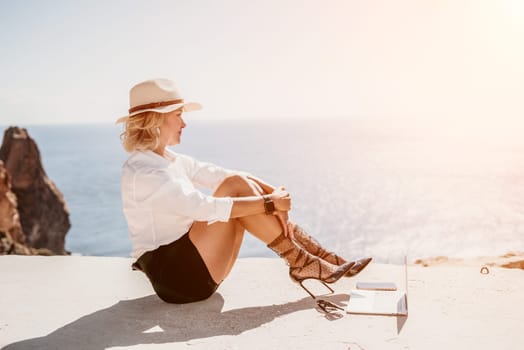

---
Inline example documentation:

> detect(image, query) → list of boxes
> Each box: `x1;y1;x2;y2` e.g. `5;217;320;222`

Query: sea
3;119;524;264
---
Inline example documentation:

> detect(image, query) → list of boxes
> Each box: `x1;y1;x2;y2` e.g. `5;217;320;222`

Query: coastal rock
0;160;25;243
0;126;70;255
0;159;28;254
415;252;524;270
0;160;51;255
414;256;460;267
497;252;524;270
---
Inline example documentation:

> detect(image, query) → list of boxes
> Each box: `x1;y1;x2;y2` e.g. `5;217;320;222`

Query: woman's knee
215;174;254;196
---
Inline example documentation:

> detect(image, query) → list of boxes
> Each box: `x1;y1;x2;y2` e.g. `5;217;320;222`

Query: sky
0;0;523;127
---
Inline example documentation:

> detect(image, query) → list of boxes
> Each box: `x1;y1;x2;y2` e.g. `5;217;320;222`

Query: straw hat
115;78;202;124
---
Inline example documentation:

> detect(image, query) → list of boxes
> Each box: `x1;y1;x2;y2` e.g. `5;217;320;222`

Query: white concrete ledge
0;255;523;349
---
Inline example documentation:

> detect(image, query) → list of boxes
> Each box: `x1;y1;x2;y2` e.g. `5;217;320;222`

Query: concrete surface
1;255;523;349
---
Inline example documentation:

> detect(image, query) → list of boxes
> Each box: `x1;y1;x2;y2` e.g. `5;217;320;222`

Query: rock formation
0;160;52;255
0;159;28;254
0;160;24;242
415;252;524;270
0;126;70;255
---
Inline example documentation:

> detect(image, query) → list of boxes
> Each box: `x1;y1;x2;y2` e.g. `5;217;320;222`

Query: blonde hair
119;111;164;153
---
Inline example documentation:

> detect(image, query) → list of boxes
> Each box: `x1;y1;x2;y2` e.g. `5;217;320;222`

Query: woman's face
161;108;186;146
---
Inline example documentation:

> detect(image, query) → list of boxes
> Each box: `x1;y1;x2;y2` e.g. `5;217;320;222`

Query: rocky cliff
0;160;29;254
0;126;70;255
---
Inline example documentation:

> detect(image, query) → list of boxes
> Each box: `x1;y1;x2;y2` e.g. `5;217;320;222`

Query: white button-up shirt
121;148;247;259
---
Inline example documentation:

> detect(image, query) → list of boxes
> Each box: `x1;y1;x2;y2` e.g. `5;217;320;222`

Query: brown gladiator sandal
292;224;373;277
267;233;354;299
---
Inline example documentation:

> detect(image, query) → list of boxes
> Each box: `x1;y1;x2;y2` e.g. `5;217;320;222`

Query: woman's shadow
2;293;349;350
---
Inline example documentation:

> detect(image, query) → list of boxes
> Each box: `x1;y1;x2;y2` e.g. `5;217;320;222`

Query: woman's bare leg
189;175;282;284
220;178;266;278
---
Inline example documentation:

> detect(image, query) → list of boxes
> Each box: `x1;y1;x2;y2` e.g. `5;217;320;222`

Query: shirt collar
137;149;177;167
163;148;177;162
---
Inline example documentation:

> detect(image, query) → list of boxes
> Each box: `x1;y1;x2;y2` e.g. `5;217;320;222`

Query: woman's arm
229;187;290;218
229;187;293;237
229;196;268;218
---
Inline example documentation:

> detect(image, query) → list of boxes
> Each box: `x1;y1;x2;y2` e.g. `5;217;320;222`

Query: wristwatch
263;195;276;215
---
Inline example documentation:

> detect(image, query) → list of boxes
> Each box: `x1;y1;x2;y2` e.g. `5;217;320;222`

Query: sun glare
506;0;524;17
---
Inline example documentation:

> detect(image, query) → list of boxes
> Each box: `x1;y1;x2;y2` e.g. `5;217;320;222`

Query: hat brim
115;102;202;124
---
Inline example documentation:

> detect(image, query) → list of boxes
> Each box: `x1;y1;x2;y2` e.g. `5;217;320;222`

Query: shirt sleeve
135;169;233;224
188;156;252;190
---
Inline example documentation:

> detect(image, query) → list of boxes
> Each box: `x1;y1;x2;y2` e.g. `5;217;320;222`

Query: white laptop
346;256;409;316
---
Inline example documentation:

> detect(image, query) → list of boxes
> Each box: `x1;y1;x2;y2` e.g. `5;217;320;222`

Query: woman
117;78;372;304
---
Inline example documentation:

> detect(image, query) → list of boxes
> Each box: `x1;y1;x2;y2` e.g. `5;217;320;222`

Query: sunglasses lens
317;300;343;313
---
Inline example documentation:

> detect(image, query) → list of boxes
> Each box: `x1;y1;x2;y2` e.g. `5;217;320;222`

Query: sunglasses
316;299;345;314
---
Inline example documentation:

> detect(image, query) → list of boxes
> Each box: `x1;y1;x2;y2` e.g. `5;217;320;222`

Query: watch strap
263;195;276;215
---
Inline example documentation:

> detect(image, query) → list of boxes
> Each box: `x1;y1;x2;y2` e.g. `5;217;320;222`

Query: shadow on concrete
2;293;349;350
397;315;408;334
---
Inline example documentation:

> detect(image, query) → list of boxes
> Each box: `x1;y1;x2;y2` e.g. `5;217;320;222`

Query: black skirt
132;232;219;304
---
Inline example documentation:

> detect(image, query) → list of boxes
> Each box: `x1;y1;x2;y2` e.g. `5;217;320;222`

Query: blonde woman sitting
117;79;372;304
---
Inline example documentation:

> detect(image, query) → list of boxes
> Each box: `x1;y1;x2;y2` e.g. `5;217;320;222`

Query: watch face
264;199;276;214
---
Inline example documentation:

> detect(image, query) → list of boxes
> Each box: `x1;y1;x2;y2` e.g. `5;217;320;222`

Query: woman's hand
270;186;291;212
287;218;297;239
270;186;293;238
274;211;297;240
